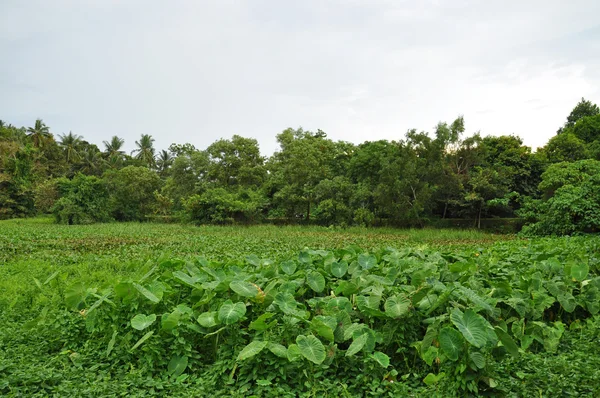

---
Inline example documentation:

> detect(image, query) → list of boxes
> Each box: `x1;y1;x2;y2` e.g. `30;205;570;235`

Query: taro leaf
494;326;520;358
343;323;367;341
114;282;136;302
161;310;181;331
131;314;157;331
357;295;381;312
167;355;188;378
327;297;352;312
237;340;268;361
299;251;312;264
311;317;335;342
65;282;87;310
274;292;298;315
469;351;486;369
296;335;326;364
438;327;463;361
230;281;259;298
249;313;276;331
571;263;589;281
172;271;199;288
450;309;489;348
267;342;288;358
384;295;411;318
370;351;390;368
335;280;359;296
287;344;303;362
218;300;246;325
106;330;117;357
133;283;160;304
358;254;377;270
280;260;297;275
246;254;261;266
422;346;439;366
423;373;445;385
307;271;326;293
130;331;154;351
345;332;369;357
557;292;577;313
197;311;219;328
331;261;348;278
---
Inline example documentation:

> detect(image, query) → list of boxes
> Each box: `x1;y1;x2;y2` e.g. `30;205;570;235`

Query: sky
1;0;599;155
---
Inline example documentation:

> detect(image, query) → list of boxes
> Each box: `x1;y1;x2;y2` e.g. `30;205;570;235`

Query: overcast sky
2;0;599;155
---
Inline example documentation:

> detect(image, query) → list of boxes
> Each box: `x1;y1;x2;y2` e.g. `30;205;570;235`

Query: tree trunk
306;201;310;223
477;203;482;229
443;202;448;219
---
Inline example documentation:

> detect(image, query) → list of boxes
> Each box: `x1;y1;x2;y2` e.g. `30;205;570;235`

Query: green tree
132;134;156;168
52;174;112;224
104;166;163;221
26;119;51;148
156;149;173;178
58;131;83;163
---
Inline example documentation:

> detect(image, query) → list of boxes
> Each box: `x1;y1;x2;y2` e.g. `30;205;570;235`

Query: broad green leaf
130;331;154;351
161;310;181;331
296;335;326;364
229;281;259;298
267;342;288;358
167;355;188;378
131;314;156;331
384;295;411;318
571;263;589;281
557;292;577;313
438;327;463;361
345;332;368;357
343;323;366;341
280;260;297;275
423;372;445;385
246;254;261;266
358;254;377;270
307;271;326;293
469;351;486;369
335;280;359;296
311;317;335;342
65;282;87;310
450;309;489;348
249;313;276;331
494;326;520;358
287;344;303;362
274;292;298;315
197;311;219;328
328;296;352;312
218;300;246;325
330;261;348;278
237;340;268;361
172;271;200;288
299;251;312;264
133;283;160;304
371;351;390;368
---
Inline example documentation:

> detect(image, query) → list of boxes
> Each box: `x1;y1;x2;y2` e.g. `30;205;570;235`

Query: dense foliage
1;220;599;396
2;97;600;234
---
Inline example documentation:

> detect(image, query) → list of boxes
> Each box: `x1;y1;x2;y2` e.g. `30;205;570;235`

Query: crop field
1;219;599;397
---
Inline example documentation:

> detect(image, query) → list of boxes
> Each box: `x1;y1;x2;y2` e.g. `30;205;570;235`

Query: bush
52;174;112;224
103;166;163;221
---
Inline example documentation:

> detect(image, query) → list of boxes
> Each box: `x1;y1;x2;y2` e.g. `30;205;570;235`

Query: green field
1;220;599;397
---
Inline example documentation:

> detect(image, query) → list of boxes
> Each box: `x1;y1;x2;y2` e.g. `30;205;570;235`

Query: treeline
1;98;600;234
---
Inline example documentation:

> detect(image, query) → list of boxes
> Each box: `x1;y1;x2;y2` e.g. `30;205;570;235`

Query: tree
103;136;125;158
561;97;600;131
156;149;173;177
52;174;112;224
540;133;588;163
26;119;51;148
132;134;156;167
206;135;266;188
58;131;83;163
104;166;163;221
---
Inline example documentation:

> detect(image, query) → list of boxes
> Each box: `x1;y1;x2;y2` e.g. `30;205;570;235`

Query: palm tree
132;134;156;167
58;131;83;163
79;148;103;175
27;119;51;148
155;149;173;177
103;136;125;158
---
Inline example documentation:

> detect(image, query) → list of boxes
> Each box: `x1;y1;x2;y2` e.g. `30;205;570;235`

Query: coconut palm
79;148;103;175
27;119;51;148
132;134;156;167
58;131;83;163
103;136;125;158
155;149;173;177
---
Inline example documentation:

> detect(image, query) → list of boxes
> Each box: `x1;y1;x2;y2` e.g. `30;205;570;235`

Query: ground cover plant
1;220;599;396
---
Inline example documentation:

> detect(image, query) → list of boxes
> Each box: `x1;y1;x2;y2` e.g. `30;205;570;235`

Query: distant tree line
1;97;600;235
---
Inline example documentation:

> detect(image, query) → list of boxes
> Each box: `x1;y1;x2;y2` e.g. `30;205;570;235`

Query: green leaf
237;340;268;361
311;317;335;342
307;271;326;293
384;295;411;318
371;351;390;368
161;310;181;331
280;260;297;275
557;291;577;313
423;372;445;385
246;254;261;266
346;332;368;357
494;326;520;358
130;331;154;351
299;251;312;264
571;263;589;281
172;271;200;288
450;309;489;348
287;344;303;362
218;300;246;325
469;351;486;369
330;261;348;278
167;355;188;378
65;282;87;310
229;281;259;298
133;283;160;303
106;330;117;357
197;311;219;328
131;314;156;331
358;254;377;270
274;292;298;315
438;327;463;361
267;342;288;358
296;335;326;364
249;313;276;331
